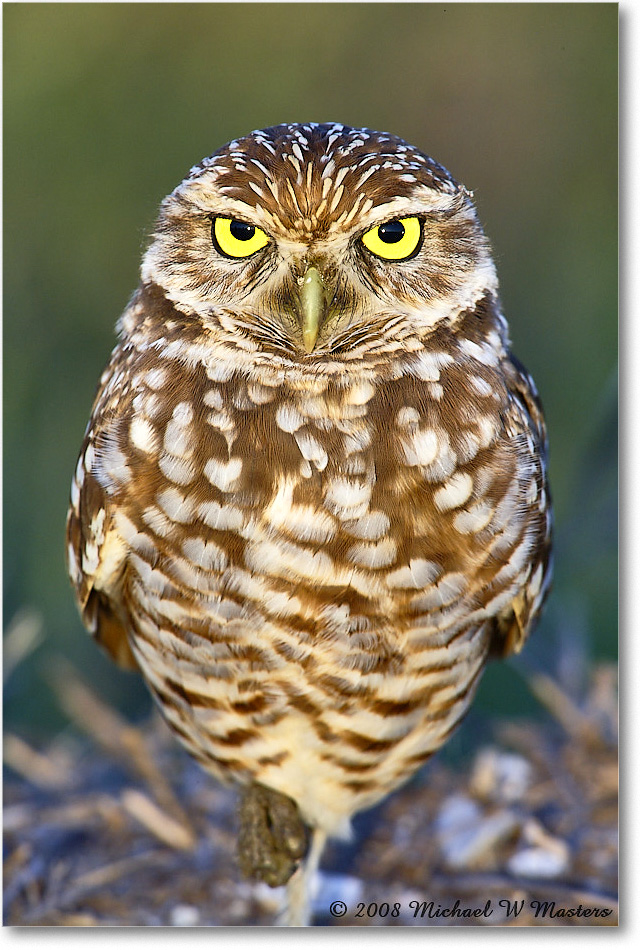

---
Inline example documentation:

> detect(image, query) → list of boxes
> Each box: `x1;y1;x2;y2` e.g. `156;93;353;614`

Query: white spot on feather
81;507;106;575
422;437;458;483
460;338;500;367
88;523;128;596
477;416;497;448
204;456;243;492
205;360;235;382
396;406;420;427
527;563;544;600
457;430;481;463
67;542;81;584
348;538;397;569
492;537;532;586
204;388;223;409
198;500;245;532
295;431;328;471
130;417;159;454
411;573;467;610
434;472;474;511
343;428;372;454
157;487;196;523
182;537;228;572
386;559;441;590
345;381;375;405
324;478;372;519
284;507;336;543
454;501;494;535
248;383;275;404
245;537;336;585
275;404;304;433
343;510;390;541
95;436;131;491
402;428;439;467
84;443;95;474
145;367;168;390
172;402;193;426
471;375;494;397
263;476;336;543
411;351;454;381
158;453;197;486
163;418;192;458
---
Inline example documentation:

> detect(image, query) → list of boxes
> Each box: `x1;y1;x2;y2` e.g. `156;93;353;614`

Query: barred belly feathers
66;123;551;925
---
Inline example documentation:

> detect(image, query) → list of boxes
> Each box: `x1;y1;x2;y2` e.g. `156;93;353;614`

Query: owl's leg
237;782;309;889
281;826;328;926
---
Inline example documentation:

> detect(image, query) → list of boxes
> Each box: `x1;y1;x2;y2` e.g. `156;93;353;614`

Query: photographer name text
327;897;613;921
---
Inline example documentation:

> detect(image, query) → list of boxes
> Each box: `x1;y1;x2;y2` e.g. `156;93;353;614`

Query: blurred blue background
4;3;617;739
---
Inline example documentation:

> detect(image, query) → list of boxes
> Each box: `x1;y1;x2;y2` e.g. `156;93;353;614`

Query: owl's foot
238;783;310;887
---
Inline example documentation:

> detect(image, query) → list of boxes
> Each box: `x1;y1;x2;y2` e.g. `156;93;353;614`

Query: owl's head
141;123;498;363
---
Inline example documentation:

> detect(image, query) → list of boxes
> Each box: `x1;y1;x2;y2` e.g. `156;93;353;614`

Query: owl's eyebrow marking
291;142;305;164
328;185;344;215
334;194;367;228
354;165;380;189
285;179;305;217
423;193;468;220
321;159;337;181
333;166;350;188
249;159;270;177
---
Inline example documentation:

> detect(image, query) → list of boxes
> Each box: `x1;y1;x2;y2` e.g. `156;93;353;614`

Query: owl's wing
488;354;552;659
66;384;139;671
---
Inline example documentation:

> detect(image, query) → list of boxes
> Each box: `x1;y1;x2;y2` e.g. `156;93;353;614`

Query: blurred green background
4;3;617;741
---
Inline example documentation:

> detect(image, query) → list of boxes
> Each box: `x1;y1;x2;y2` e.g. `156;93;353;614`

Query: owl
66;123;551;925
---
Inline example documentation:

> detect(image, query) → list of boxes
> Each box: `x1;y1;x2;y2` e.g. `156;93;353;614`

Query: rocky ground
4;660;617;927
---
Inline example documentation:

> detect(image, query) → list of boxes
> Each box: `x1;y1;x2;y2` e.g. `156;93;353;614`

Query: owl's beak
298;266;325;353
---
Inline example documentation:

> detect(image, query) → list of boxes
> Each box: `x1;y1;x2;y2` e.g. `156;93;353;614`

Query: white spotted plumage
66;123;551;925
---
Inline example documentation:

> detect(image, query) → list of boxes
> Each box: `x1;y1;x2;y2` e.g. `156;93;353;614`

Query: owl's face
141;123;498;362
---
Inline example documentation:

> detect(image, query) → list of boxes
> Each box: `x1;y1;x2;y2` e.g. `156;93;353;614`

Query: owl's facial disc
141;124;500;361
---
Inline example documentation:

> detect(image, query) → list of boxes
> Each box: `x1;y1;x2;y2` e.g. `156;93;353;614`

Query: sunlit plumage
66;122;552;925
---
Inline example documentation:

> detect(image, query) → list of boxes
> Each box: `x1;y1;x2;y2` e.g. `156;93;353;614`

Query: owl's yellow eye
212;217;270;258
361;216;422;261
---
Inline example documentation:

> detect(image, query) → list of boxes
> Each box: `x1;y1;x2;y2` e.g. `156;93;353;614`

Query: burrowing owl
66;123;551;924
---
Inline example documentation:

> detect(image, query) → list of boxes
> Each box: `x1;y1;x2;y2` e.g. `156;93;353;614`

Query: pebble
436;794;520;869
169;904;200;926
507;818;570;878
507;846;569;879
470;747;533;803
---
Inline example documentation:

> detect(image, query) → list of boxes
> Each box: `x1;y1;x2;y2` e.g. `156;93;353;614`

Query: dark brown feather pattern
66;123;551;922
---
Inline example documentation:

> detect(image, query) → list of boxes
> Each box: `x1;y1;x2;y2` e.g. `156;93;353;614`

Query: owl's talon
238;783;310;887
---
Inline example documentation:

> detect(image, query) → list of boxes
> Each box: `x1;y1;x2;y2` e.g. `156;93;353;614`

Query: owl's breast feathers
66;284;551;677
66;123;553;849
